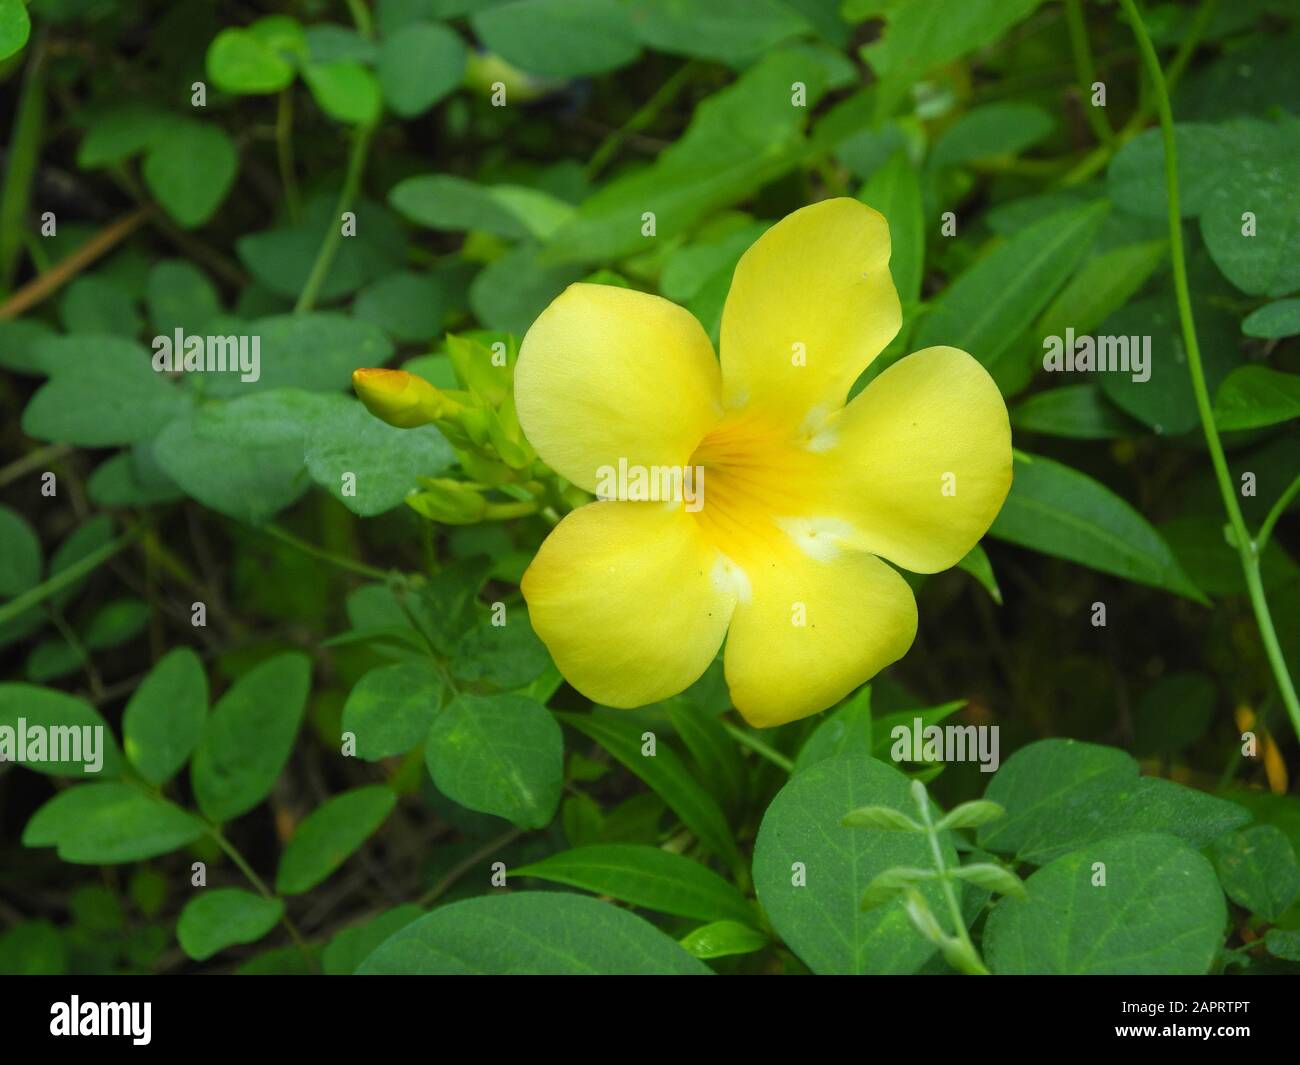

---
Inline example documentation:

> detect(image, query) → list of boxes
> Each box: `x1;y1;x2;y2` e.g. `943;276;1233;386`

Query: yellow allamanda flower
516;198;1013;728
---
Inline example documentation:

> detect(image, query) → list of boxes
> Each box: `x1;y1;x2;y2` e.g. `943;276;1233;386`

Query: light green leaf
142;120;238;228
0;0;31;62
859;149;923;307
190;652;312;823
177;889;284;961
303;61;383;125
122;648;208;785
625;0;809;65
353;270;444;341
146;260;222;335
956;543;1002;604
341;662;443;761
471;0;640;78
989;452;1206;602
931;102;1054;167
679;920;768;959
1243;299;1300;339
426;693;563;828
513;844;754;924
277;785;398;894
0;684;122;777
206;17;307;94
753;755;958;974
984;833;1225;974
1213;366;1300;431
23;783;206;863
378;21;466;116
357;892;709;974
794;685;873;774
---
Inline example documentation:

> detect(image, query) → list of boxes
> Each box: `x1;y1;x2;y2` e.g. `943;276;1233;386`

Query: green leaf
0;0;31;62
679;920;768;959
662;687;745;810
146;260;222;335
22;337;189;447
0;505;41;597
989;452;1206;602
753;755;958;974
841;805;923;832
557;710;744;874
378;21;466;117
190;652;312;823
87;450;184;508
935;800;1006;832
931;102;1054;167
142;120;238;228
23;782;206;863
1131;671;1214;757
122;648;208;785
277;785;397;894
83;597;149;651
303;61;383;125
341;662;443;761
983;833;1226;974
306;397;452;517
794;686;873;774
912;202;1108;392
468;242;584;334
353;270;445;341
956;543;1002;604
1011;385;1138;440
1212;825;1300;922
0;684;122;777
471;0;640;78
59;277;142;337
177;889;284;961
76;104;174;169
322;905;423;974
1213;366;1300;431
155;389;334;525
871;699;965;762
625;0;809;65
450;611;550;690
357;892;710;974
206;17;307;94
390;175;534;238
1032;239;1168;352
1243;298;1300;339
949;862;1025;898
512;844;754;924
1265;929;1300;962
0;921;65;975
977;738;1250;864
426;693;563;828
858;149;923;307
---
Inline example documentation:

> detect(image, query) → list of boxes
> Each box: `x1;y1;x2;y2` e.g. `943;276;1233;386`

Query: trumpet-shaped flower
516;199;1012;727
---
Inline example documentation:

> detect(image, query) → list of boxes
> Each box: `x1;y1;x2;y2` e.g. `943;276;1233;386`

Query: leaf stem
276;88;302;224
721;720;794;773
586;60;699;179
1064;0;1113;145
1118;0;1300;744
1256;472;1300;555
0;528;140;627
915;787;988;975
261;523;389;580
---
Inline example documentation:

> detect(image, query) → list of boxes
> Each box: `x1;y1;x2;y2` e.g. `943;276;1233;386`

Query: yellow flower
516;199;1012;727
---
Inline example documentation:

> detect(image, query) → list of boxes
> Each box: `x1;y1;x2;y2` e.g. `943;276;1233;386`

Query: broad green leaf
305;24;379;64
468;242;584;334
341;663;443;761
0;684;122;777
1243;298;1300;339
87;449;185;508
306;397;453;517
984;833;1225;974
912;202;1108;393
470;0;640;78
206;17;307;94
23;782;206;863
0;318;54;373
406;555;491;654
155;389;334;524
1011;385;1139;440
353;270;445;341
625;0;809;65
794;685;872;774
426;693;563;828
557;710;744;874
989;452;1206;602
753;755;958;974
1266;930;1300;962
512;844;754;924
0;0;31;62
142;120;238;228
871;699;965;762
76;104;173;169
0;921;65;975
122;648;208;785
1212;825;1300;922
322;905;423;974
277;785;398;894
59;277;142;336
177;889;284;961
146;260;222;335
0;505;41;597
358;892;709;974
191;652;312;823
1213;366;1300;430
956;543;1002;604
450;612;550;690
931;102;1054;167
978;738;1250;864
390;175;535;238
22;337;189;447
679;920;768;959
859;149;923;307
303;61;382;125
378;21;466;116
83;598;149;651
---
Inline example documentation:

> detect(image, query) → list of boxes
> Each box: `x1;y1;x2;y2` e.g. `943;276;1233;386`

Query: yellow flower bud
352;368;464;429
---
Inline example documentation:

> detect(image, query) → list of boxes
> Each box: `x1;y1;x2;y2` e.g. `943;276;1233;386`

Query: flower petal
522;500;737;707
516;283;723;493
817;345;1012;573
724;542;917;728
719;198;901;429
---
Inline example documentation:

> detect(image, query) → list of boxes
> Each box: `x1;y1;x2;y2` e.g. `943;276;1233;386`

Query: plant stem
261;523;389;580
1257;472;1300;555
0;528;139;627
916;789;988;975
209;826;317;970
721;720;794;773
346;0;374;38
417;828;522;907
294;121;375;313
276;88;302;224
586;60;699;178
0;443;71;489
1118;0;1300;744
0;30;46;292
1064;0;1113;145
